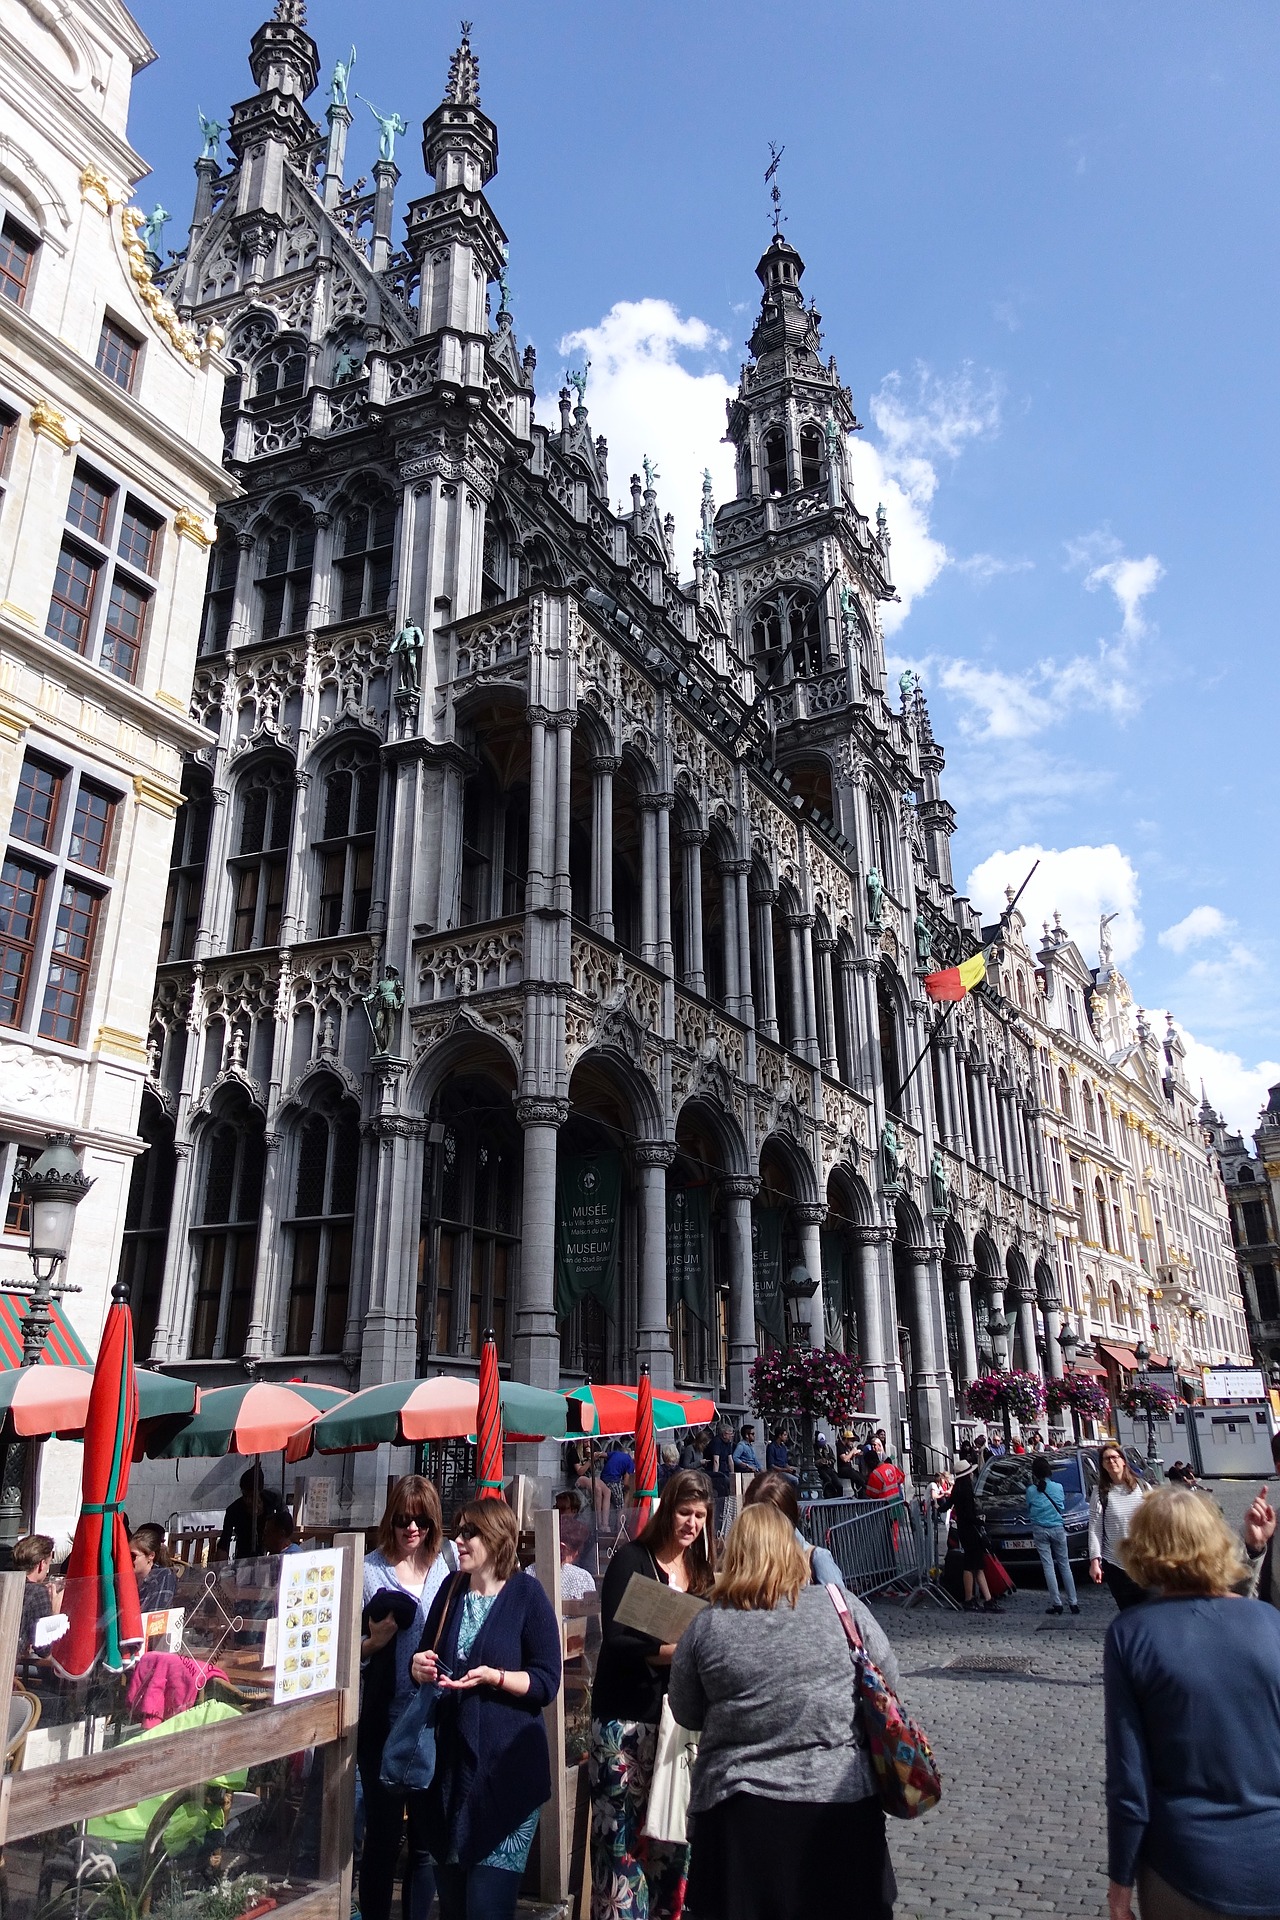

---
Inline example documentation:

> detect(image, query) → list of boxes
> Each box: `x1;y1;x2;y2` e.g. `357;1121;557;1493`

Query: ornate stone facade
1203;1086;1280;1377
126;5;1059;1506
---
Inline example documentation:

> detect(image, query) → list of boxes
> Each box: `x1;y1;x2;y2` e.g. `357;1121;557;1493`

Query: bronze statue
866;866;884;930
197;110;224;162
362;967;404;1055
330;46;355;109
881;1118;901;1190
390;621;423;694
357;96;408;164
914;911;932;965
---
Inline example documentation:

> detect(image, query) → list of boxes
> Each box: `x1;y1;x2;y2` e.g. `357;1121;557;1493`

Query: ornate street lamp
782;1264;823;1491
1057;1323;1082;1444
0;1134;93;1559
1134;1338;1160;1474
986;1303;1017;1447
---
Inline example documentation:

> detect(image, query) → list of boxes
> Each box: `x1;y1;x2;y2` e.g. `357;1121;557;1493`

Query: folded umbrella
633;1366;659;1520
476;1333;504;1499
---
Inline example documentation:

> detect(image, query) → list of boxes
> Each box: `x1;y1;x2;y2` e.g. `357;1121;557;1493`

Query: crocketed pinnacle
445;21;481;105
273;0;307;22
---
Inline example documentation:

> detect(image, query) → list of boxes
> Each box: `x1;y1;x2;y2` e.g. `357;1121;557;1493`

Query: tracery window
201;533;239;653
160;769;213;962
749;587;822;681
419;1099;519;1360
799;423;824;488
315;750;378;937
458;757;528;926
256;506;315;641
333;486;396;621
761;428;788;497
229;760;292;951
117;1096;176;1360
284;1096;360;1354
252;337;307;403
189;1098;264;1359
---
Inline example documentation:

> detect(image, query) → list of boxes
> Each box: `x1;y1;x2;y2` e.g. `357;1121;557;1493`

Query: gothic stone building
130;3;1059;1503
1203;1087;1280;1380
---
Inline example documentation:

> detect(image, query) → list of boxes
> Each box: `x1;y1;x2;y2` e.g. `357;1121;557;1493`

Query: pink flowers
1119;1382;1179;1420
964;1371;1046;1424
749;1348;865;1421
1045;1374;1112;1421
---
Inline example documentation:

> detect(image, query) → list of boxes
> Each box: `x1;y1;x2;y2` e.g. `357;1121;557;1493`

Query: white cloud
847;364;1001;633
1158;905;1234;954
1084;553;1163;639
557;299;736;566
965;842;1143;964
953;553;1035;583
1167;1026;1280;1137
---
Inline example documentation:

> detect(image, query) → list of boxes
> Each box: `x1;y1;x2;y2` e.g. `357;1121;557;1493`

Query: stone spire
445;21;481;105
230;0;320;166
273;0;307;21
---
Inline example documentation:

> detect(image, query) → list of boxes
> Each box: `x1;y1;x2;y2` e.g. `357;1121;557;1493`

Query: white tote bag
641;1695;699;1845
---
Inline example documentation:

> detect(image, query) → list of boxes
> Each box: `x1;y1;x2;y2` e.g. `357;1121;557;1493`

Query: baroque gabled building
129;2;1059;1508
0;0;230;1531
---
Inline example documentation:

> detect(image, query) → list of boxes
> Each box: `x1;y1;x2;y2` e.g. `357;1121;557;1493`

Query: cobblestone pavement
872;1479;1260;1920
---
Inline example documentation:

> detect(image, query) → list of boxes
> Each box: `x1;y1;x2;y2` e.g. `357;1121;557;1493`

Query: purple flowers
1119;1382;1179;1420
964;1370;1046;1424
1045;1374;1112;1421
749;1347;865;1421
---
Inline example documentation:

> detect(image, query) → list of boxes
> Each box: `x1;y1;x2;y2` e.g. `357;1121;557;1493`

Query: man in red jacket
865;1454;908;1570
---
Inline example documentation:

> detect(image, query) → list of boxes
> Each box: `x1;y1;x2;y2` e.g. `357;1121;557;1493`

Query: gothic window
459;756;528;926
201;532;239;653
749;587;822;683
315;750;378;937
255;506;315;640
799;423;824;488
284;1096;360;1354
160;768;213;962
333;485;396;621
252;337;307;403
761;428;788;497
229;760;292;951
877;971;903;1116
1238;1163;1255;1182
419;1091;520;1360
868;794;894;892
481;516;509;609
117;1095;176;1360
189;1098;265;1359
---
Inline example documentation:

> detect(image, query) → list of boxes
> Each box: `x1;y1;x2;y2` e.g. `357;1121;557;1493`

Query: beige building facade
0;0;230;1531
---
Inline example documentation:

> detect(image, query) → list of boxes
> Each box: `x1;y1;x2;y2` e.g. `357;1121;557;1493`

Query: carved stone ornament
634;1141;676;1170
29;399;79;451
514;1095;570;1129
174;507;216;548
118;204;202;365
718;1175;760;1202
79;164;116;212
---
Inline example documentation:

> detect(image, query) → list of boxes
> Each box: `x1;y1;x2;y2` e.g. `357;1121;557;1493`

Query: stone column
786;919;806;1050
816;933;839;1076
852;1225;896;1429
1016;1286;1042;1378
719;862;740;1008
635;1143;675;1387
678;827;706;993
640;803;659;964
589;753;619;939
526;712;548;908
721;1175;759;1405
796;914;820;1066
731;860;755;1026
751;887;778;1039
553;717;574;914
903;1241;953;1463
513;1096;568;1389
653;794;674;976
949;1261;980;1386
837;952;859;1084
1041;1290;1065;1380
794;1203;828;1346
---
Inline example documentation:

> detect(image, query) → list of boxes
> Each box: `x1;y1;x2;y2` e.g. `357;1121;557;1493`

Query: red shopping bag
983;1550;1016;1599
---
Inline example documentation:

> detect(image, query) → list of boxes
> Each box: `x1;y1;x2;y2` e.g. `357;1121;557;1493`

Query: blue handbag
379;1575;463;1793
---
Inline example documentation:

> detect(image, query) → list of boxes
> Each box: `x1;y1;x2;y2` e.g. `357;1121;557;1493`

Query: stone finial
445;21;481;105
274;0;308;21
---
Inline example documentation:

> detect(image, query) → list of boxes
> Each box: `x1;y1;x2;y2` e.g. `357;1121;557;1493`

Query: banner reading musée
555;1153;622;1320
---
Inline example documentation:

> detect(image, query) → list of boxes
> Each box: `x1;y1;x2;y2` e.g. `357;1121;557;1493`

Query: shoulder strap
432;1571;466;1653
825;1580;863;1654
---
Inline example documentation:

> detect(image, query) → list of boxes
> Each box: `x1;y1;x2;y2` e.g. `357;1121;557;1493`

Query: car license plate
1005;1537;1031;1550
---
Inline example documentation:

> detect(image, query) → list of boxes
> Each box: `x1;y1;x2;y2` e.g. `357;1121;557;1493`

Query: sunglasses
393;1515;427;1530
455;1524;481;1542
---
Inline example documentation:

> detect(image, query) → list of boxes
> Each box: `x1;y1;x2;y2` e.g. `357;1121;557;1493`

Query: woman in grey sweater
669;1503;900;1920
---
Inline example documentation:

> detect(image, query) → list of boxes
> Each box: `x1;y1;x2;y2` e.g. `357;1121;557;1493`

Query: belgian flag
923;950;987;1003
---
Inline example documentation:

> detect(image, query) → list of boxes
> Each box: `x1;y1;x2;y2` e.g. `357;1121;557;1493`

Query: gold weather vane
765;142;785;237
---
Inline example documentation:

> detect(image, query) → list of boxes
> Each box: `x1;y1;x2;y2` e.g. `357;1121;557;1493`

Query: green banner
752;1207;786;1346
667;1184;712;1328
821;1228;845;1350
555;1153;622;1321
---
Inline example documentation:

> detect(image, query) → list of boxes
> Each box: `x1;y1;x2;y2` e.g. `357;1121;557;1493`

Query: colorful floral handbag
825;1582;942;1819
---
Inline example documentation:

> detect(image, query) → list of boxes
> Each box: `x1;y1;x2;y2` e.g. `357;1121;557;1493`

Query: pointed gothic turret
228;0;320;175
407;23;504;339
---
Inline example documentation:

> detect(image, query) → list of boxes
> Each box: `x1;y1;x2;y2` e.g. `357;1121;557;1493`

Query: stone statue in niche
390;622;423;694
881;1117;902;1191
930;1148;949;1212
362;966;404;1055
866;866;884;931
319;1012;338;1055
914;912;932;966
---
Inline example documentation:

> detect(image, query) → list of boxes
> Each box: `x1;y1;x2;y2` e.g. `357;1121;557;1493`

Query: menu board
272;1549;340;1704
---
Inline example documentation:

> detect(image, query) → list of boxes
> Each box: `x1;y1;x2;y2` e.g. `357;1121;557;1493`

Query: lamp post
1134;1338;1160;1475
1057;1323;1082;1445
0;1133;93;1559
782;1263;823;1493
986;1302;1016;1449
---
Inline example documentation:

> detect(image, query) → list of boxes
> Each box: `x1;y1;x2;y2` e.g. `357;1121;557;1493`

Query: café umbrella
475;1332;504;1499
632;1365;660;1520
568;1382;716;1438
145;1379;348;1458
51;1280;143;1679
0;1364;197;1442
286;1374;577;1462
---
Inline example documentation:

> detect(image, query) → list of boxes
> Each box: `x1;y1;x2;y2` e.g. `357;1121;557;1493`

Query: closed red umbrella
476;1329;504;1500
52;1279;143;1679
633;1364;659;1522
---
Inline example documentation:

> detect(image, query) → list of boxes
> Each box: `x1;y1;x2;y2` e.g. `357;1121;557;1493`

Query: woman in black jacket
589;1469;715;1920
939;1458;999;1612
411;1500;561;1920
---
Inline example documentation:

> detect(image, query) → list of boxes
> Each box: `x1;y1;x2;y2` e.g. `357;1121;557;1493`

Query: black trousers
1103;1559;1146;1610
358;1753;436;1920
687;1791;895;1920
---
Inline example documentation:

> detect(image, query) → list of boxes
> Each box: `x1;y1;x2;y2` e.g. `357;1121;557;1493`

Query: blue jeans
1033;1524;1077;1607
435;1862;521;1920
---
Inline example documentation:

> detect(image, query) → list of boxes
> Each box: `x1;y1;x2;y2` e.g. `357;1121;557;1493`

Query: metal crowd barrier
800;1492;959;1611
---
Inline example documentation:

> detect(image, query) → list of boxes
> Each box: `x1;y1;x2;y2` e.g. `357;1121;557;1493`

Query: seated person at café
262;1509;302;1555
218;1464;287;1559
14;1532;54;1659
130;1524;178;1612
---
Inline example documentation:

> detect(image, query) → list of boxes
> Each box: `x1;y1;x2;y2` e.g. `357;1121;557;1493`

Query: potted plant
749;1347;864;1487
965;1370;1046;1429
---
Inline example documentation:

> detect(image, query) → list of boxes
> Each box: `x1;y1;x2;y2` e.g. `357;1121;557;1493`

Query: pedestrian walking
360;1476;457;1920
411;1500;561;1920
1089;1441;1149;1610
938;1458;999;1611
1026;1455;1079;1615
596;1436;635;1529
589;1468;716;1920
670;1502;900;1920
1104;1486;1280;1920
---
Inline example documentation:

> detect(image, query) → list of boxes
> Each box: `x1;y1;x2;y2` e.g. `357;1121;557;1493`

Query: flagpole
888;860;1040;1113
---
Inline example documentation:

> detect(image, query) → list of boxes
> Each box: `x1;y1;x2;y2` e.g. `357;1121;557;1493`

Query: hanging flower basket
749;1347;864;1423
1119;1382;1178;1421
1045;1374;1111;1421
964;1370;1046;1425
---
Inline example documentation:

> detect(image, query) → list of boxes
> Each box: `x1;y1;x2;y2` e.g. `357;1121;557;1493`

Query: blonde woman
1105;1487;1280;1920
669;1503;901;1920
1089;1442;1148;1610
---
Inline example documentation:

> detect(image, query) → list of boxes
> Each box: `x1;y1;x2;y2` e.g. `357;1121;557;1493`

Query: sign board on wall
1202;1367;1266;1403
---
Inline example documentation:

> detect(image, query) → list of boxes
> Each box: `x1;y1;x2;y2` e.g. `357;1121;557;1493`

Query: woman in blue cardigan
411;1499;562;1920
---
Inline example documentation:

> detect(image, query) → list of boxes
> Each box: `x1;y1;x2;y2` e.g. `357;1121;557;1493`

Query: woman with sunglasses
411;1500;561;1920
360;1476;456;1920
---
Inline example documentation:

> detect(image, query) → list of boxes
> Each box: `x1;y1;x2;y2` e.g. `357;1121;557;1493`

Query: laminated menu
613;1571;708;1644
272;1549;340;1704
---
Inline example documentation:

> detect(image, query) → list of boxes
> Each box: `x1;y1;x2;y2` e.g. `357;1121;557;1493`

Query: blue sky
129;1;1280;1130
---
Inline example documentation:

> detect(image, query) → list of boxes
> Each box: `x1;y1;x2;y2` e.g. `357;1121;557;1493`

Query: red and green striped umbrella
286;1373;575;1462
633;1366;659;1518
568;1382;717;1438
146;1380;348;1458
476;1333;504;1499
0;1363;197;1440
51;1280;142;1679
